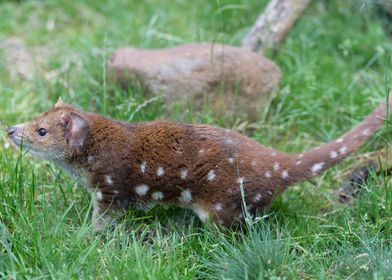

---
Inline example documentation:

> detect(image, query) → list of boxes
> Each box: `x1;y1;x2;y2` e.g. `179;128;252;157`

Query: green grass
0;0;392;278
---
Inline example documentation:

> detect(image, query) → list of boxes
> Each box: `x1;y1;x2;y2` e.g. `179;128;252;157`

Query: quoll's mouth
6;125;30;147
7;126;20;145
7;126;17;137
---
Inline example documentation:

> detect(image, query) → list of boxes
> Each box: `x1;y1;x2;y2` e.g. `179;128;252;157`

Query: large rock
2;37;53;82
2;37;35;80
108;43;281;119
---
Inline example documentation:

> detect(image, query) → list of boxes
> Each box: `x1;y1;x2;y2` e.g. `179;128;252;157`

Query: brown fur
6;95;392;230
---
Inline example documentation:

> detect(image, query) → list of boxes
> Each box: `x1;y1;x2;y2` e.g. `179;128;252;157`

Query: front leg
91;204;114;231
91;190;130;231
91;191;116;232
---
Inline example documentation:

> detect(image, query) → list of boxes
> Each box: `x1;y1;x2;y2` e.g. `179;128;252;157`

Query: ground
0;0;391;279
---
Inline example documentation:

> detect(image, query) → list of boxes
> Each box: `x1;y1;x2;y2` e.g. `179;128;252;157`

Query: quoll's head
6;98;90;161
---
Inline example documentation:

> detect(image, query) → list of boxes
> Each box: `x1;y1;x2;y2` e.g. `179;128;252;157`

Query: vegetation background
0;0;391;278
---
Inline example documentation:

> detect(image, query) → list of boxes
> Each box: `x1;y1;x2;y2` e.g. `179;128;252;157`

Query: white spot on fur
265;171;272;178
225;138;235;145
207;170;216;181
179;189;192;203
199;149;204;154
151;191;164;200
314;146;320;150
135;184;149;196
282;170;289;179
254;193;262;202
88;156;95;163
140;161;147;173
214;203;223;211
330;151;338;158
237;177;244;184
114;190;119;194
268;191;273;195
228;157;234;163
193;206;209;222
273;162;280;171
339;146;348;154
157;167;165;176
105;175;113;185
298;154;304;158
96;191;103;201
251;160;257;166
271;152;277;157
295;160;302;165
361;128;370;136
180;169;188;179
336;138;344;143
311;162;325;174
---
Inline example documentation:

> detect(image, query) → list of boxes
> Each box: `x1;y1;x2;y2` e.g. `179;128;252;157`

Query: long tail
289;93;391;183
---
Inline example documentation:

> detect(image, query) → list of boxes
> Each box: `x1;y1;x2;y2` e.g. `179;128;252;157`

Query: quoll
6;95;391;230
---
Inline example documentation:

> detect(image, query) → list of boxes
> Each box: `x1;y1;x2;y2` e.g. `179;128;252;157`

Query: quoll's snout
7;126;17;137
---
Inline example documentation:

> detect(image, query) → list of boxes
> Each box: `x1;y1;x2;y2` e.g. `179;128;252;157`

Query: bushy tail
290;93;391;182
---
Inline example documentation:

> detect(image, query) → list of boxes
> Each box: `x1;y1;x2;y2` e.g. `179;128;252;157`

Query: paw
91;207;115;232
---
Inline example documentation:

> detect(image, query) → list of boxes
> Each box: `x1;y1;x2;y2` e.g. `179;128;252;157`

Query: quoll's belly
90;151;278;227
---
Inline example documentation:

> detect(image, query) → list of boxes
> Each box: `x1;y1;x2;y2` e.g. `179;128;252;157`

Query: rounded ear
60;112;89;154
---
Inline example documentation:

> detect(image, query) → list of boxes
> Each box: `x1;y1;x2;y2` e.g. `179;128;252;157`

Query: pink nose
7;126;17;137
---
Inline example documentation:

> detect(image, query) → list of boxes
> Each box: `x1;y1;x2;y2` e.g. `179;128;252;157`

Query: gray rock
108;43;281;119
2;37;35;80
2;37;50;82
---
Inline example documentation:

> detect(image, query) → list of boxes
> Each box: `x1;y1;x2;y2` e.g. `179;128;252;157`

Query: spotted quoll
6;96;391;230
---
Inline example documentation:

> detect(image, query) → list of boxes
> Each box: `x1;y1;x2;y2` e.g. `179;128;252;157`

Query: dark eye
38;128;47;136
